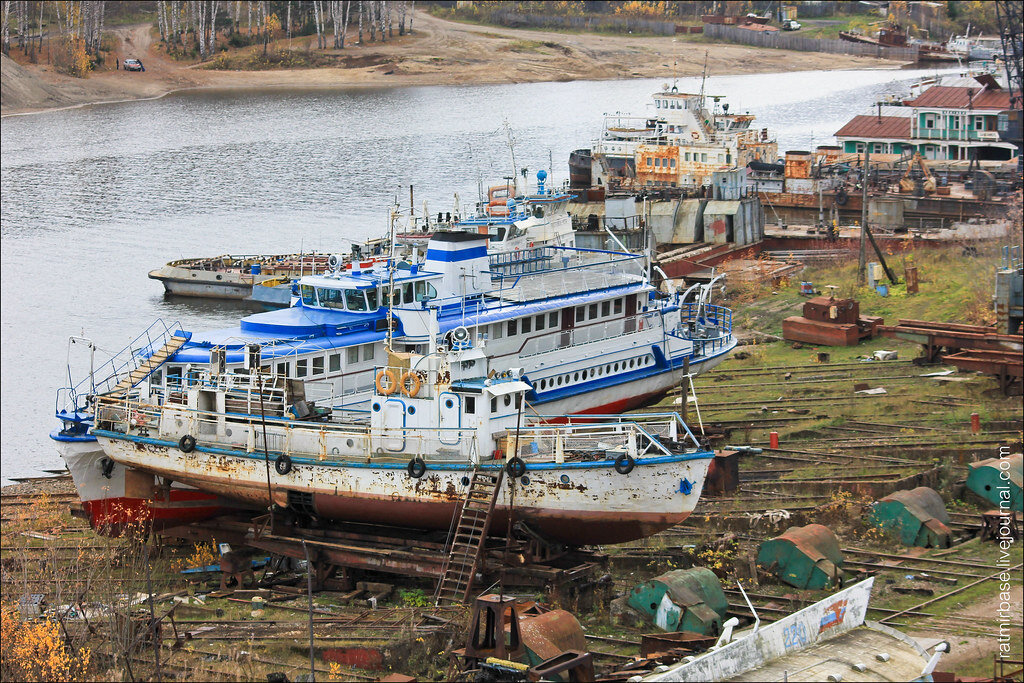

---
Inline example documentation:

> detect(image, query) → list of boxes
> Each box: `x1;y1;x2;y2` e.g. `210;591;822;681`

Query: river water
0;67;956;482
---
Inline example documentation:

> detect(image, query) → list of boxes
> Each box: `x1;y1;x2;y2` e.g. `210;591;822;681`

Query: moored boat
89;348;714;545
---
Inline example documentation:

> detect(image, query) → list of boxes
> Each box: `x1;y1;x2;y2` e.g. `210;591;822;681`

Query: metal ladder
105;333;190;397
434;469;504;606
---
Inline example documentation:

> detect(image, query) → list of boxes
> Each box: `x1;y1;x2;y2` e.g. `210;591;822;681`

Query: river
0;67;957;482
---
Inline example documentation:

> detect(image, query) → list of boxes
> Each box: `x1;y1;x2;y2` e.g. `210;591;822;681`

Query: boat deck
488;268;641;304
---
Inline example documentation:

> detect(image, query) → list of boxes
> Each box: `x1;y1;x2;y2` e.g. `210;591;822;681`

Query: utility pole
858;148;870;285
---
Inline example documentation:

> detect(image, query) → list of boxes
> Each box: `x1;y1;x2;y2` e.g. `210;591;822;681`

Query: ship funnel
424;232;490;301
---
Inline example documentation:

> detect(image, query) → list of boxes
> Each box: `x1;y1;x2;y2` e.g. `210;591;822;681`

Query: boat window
166;366;182;389
589;304;598;319
317;288;345;309
366;288;380;310
670;159;677;168
301;285;317;306
296;358;308;377
347;346;359;364
684;152;691;161
413;281;436;302
602;301;610;317
654;158;660;168
151;370;162;386
549;312;559;328
701;153;707;162
362;344;375;361
647;158;653;166
329;354;341;372
522;317;532;334
656;100;661;108
465;396;476;415
507;319;518;336
492;323;504;340
312;356;325;376
575;306;585;323
614;298;623;315
346;289;367;311
277;362;288;376
494;227;507;241
491;397;498;413
535;315;545;331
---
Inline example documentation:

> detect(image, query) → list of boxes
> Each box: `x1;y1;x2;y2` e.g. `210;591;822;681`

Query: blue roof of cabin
236;304;384;336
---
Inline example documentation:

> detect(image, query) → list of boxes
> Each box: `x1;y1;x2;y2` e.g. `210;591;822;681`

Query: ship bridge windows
317;287;346;309
346;288;368;311
394;280;438;304
300;285;317;306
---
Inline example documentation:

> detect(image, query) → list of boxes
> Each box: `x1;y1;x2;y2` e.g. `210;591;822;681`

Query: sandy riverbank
2;11;906;116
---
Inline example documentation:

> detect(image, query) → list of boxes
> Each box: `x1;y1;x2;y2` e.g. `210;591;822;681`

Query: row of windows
535;355;655;392
279;343;375;378
300;281;437;311
488;298;633;341
656;98;691;110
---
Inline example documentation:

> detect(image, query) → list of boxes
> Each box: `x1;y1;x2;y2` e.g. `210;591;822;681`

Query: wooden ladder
435;469;504;606
107;334;189;396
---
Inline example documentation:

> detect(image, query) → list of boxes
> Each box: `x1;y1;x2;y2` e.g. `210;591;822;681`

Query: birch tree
1;1;11;55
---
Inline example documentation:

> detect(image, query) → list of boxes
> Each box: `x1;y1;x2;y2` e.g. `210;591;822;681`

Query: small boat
149;237;389;301
89;347;714;545
396;171;575;251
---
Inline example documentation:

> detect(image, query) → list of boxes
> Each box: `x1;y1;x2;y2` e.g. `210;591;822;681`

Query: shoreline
2;62;912;118
2;11;909;118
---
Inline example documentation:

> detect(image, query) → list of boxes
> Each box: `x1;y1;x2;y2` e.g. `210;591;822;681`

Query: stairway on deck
107;334;189;396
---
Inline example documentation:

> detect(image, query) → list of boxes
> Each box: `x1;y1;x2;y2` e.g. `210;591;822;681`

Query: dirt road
2;12;902;115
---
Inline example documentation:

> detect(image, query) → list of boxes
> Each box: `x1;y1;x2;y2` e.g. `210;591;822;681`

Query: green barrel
967;454;1023;512
869;486;952;548
757;524;844;590
626;567;727;635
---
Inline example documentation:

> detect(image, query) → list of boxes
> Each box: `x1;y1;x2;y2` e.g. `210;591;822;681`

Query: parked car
123;58;145;72
781;19;801;31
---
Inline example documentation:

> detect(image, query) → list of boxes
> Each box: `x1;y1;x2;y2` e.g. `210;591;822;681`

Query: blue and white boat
55;230;734;531
139;231;734;417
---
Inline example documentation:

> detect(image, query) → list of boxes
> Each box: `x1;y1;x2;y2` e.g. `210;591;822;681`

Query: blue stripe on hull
92;430;713;471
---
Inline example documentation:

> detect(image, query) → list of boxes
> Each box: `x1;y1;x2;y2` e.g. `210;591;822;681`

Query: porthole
346;438;354;448
573;372;579;382
408;406;416;415
216;274;223;280
557;376;563;386
332;447;340;455
461;476;470;486
520;476;530;486
504;395;511;406
629;359;635;369
589;369;595;378
445;399;454;409
372;402;381;412
225;428;232;437
560;474;570;484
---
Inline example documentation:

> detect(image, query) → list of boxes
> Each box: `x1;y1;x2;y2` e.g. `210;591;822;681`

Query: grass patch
204;48;336;70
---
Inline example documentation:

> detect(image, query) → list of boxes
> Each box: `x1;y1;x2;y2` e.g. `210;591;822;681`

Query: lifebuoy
691;131;700;140
275;454;293;475
400;371;422;398
375;369;398;395
834;188;848;206
506;456;527;479
408;457;426;478
614;453;635;475
178;435;196;453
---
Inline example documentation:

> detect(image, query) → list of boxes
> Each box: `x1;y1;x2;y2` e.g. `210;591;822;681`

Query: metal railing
56;318;182;417
519;311;662;358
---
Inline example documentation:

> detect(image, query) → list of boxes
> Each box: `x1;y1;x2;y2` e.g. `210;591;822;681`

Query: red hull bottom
81;490;226;536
